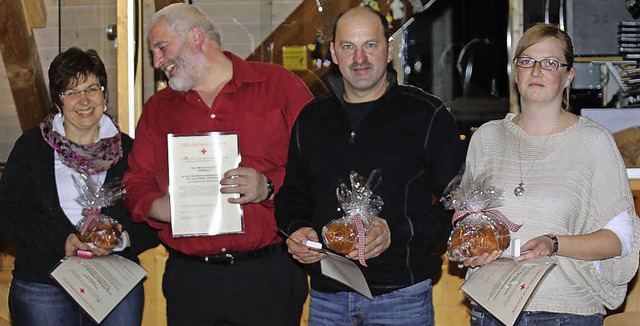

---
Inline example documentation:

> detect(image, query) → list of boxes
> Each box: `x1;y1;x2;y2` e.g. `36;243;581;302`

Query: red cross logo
80;288;85;293
520;284;526;290
201;148;207;155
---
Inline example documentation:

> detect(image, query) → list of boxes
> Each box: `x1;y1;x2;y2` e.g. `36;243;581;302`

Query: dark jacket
0;127;159;284
275;70;465;295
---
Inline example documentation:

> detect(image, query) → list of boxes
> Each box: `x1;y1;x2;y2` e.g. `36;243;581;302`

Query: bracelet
545;234;558;256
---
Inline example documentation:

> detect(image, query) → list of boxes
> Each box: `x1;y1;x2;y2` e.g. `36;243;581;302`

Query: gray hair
148;3;222;45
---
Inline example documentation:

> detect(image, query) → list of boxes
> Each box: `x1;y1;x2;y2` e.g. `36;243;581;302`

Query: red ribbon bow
80;208;101;235
452;208;522;232
352;213;368;267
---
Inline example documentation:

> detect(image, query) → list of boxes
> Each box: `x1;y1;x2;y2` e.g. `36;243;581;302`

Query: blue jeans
470;306;603;326
9;277;144;326
309;279;434;326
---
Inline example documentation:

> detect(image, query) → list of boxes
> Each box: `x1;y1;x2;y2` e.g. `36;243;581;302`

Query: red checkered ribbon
352;213;368;267
80;208;101;235
452;209;522;232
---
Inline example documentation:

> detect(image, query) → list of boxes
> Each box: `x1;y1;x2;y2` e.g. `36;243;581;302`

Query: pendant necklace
514;111;563;197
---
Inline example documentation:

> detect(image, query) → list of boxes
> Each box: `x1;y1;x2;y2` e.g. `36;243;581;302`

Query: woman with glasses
459;23;640;325
0;47;158;325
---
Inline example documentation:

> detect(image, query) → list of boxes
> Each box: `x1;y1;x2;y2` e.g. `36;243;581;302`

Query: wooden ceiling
0;0;50;132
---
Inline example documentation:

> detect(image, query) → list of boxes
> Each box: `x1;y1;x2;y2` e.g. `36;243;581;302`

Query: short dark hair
48;47;107;109
332;7;390;43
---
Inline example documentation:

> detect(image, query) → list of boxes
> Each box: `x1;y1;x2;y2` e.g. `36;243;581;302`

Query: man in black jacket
275;6;465;325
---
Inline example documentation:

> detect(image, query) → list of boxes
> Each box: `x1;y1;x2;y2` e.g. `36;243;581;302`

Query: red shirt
123;52;313;255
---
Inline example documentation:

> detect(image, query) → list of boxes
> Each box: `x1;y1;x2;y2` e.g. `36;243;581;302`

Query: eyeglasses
59;85;104;100
515;57;569;71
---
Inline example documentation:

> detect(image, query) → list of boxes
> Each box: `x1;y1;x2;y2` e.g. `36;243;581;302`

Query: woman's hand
65;233;89;256
462;250;503;268
64;224;123;257
517;235;556;261
65;233;112;257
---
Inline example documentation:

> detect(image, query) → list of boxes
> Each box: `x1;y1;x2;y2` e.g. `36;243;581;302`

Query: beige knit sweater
464;113;640;315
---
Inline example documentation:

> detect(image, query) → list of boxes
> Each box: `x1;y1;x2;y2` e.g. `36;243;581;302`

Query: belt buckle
203;253;235;264
225;253;235;264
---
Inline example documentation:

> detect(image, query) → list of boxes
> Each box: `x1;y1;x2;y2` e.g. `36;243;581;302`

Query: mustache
350;62;373;70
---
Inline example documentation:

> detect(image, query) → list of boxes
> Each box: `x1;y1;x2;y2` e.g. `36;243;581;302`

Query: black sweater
0;127;159;284
275;71;465;295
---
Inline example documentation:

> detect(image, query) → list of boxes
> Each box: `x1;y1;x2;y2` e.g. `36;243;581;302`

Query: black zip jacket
275;70;465;295
0;127;160;285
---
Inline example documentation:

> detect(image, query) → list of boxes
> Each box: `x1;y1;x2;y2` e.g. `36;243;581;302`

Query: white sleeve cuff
112;231;131;252
602;208;635;257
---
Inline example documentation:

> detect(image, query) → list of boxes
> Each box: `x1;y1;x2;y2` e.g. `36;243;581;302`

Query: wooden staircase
246;0;422;97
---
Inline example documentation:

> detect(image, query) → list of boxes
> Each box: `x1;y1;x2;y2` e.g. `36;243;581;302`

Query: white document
50;255;147;324
461;257;556;326
168;133;243;237
320;251;373;299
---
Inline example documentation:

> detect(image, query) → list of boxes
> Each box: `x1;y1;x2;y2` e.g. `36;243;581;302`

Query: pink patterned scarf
40;113;123;175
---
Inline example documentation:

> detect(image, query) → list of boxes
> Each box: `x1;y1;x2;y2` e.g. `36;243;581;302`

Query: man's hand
286;227;327;264
149;193;171;222
347;217;391;260
220;167;270;204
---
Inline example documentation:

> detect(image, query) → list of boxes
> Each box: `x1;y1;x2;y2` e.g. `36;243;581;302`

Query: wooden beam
21;0;46;30
246;0;357;65
244;0;404;96
508;0;523;113
244;0;359;96
0;0;50;132
154;0;181;11
116;1;131;133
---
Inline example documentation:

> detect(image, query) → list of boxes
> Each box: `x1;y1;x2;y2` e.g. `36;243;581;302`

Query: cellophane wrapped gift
441;175;516;262
322;170;383;265
73;174;125;249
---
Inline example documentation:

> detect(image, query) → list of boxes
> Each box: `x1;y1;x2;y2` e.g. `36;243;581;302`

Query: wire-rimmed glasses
60;85;104;100
515;57;568;71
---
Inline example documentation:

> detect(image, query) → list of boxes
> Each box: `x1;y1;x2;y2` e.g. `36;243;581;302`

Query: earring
103;104;108;112
55;104;62;118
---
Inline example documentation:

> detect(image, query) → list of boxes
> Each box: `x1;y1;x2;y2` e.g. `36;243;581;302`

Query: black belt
170;242;288;265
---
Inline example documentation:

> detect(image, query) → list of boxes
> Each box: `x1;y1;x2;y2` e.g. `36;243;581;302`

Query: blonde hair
514;23;573;68
514;23;574;109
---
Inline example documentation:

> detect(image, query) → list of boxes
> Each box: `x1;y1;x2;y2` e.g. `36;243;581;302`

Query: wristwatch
265;177;275;201
545;234;558;256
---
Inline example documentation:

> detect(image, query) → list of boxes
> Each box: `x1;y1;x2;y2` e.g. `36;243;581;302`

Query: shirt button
210;113;216;119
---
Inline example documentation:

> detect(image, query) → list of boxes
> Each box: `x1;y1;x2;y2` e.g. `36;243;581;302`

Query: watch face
266;178;275;200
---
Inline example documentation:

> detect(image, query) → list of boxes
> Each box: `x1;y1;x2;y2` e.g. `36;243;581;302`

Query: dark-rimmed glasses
515;57;568;71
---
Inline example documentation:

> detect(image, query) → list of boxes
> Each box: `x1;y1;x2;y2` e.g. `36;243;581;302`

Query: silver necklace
514;111;563;197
